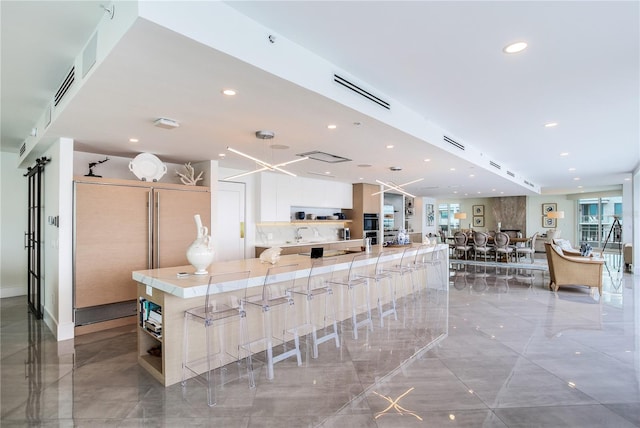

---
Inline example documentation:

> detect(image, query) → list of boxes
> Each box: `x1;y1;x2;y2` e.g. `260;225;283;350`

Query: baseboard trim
0;286;26;298
43;307;74;341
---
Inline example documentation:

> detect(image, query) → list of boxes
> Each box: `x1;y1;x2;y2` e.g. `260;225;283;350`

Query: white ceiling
1;1;638;199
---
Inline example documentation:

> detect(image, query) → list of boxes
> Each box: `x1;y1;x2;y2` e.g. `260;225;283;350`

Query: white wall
0;152;28;297
42;139;75;341
526;195;576;244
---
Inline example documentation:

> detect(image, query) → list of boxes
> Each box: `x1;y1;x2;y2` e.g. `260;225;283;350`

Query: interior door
154;188;211;268
74;182;150;308
216;181;246;261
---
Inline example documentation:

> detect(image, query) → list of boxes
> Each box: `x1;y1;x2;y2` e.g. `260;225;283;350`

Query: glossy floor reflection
2;255;639;427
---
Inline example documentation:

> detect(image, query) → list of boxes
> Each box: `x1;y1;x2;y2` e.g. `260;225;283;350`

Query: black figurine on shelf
85;157;109;177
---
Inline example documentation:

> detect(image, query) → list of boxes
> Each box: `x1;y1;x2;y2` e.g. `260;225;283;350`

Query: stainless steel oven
363;213;379;232
364;230;378;245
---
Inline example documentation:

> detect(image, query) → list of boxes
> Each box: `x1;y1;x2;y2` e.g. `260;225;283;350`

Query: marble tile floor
1;257;639;427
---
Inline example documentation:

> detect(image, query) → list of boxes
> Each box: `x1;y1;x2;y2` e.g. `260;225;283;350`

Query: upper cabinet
257;172;353;222
355;183;381;214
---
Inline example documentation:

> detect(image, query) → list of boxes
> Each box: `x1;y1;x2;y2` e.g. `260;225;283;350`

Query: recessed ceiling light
325;171;331;175
327;124;337;129
469;174;475;178
545;122;558;128
424;158;431;162
386;144;394;149
450;168;456;171
560;152;569;156
624;177;631;181
218;153;226;157
503;41;528;54
358;164;372;168
568;167;576;171
129;138;139;143
573;177;581;181
222;89;236;96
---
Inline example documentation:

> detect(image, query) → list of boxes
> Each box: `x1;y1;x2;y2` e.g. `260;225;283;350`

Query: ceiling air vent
506;171;515;178
443;135;465;151
489;161;501;170
54;66;75;107
19;141;26;157
334;74;390;110
297;151;351;163
524;180;535;188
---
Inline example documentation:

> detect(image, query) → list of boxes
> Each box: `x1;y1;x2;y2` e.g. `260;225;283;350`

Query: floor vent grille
443;135;465;151
334;74;390;110
54;66;75;107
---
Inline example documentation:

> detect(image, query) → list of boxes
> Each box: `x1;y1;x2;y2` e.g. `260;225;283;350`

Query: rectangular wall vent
54;66;75;107
506;171;515;177
19;141;26;157
334;74;390;110
489;161;501;170
443;135;465;151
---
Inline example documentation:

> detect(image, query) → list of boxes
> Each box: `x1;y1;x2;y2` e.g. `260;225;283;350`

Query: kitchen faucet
295;226;308;242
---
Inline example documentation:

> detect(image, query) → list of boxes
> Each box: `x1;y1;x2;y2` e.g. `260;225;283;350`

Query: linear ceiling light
223;147;308;180
372;178;424;198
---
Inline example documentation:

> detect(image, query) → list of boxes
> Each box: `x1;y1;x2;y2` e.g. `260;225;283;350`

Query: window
577;196;622;250
438;203;460;235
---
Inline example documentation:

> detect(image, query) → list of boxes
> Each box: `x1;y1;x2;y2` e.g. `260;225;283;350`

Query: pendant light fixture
372;178;424;198
223;130;309;181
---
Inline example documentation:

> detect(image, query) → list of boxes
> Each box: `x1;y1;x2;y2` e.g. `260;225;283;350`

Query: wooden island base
133;245;448;386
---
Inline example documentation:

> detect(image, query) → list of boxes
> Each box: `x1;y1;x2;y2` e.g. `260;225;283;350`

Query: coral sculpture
176;163;203;186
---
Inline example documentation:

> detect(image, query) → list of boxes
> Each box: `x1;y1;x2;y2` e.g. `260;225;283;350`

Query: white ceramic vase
186;215;214;275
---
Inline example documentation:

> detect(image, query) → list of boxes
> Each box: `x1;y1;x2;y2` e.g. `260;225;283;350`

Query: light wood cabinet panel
74;178;210;326
154;188;211;268
75;183;150;308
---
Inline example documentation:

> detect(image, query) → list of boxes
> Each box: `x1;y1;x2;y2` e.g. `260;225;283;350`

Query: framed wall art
543;217;556;228
425;204;435;226
473;205;484;216
542;203;557;215
473;216;484;227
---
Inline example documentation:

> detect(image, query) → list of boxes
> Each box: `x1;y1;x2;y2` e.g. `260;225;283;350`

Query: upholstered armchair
544;243;604;295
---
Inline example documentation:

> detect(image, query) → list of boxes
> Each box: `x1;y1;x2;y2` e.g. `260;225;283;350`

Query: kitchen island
132;244;447;386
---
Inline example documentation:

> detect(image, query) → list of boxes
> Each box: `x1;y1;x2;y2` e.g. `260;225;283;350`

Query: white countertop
132;244;445;299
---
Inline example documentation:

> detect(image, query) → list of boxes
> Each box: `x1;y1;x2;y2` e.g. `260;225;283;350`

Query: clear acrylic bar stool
382;247;418;299
414;245;446;298
327;254;373;339
242;263;302;380
358;251;397;327
181;271;255;407
289;258;340;358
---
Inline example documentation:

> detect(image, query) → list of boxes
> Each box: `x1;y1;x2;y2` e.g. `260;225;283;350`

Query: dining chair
182;271;255;406
453;231;472;260
493;232;514;262
515;232;538;264
472;231;492;261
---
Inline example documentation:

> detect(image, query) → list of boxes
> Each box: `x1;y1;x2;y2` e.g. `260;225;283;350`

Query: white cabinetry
257;172;353;221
